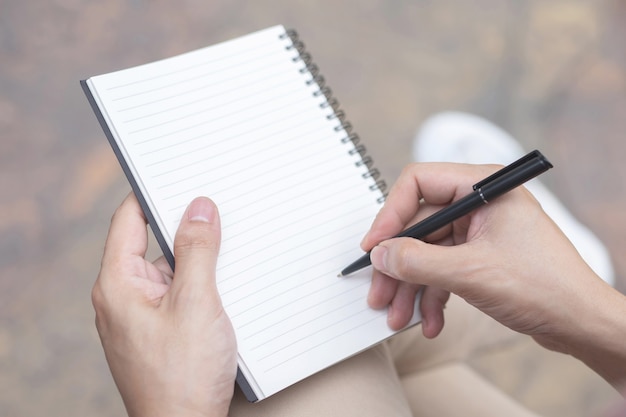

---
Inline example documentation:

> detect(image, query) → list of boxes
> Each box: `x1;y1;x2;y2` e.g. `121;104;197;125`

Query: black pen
338;150;553;277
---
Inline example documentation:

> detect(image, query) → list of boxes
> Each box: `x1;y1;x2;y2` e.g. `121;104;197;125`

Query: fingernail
387;304;394;325
359;232;369;248
370;245;388;273
187;198;216;223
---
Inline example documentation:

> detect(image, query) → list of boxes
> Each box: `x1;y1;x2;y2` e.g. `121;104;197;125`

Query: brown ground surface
1;1;625;416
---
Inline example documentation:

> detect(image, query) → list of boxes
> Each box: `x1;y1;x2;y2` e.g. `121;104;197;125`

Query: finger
370;237;480;294
153;256;173;285
361;163;495;250
420;286;450;339
387;281;419;331
367;269;398;309
101;193;149;276
168;197;222;313
94;193;150;331
361;163;424;250
393;203;457;244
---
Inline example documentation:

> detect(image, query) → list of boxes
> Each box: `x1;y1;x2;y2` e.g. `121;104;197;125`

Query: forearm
545;279;626;392
574;284;626;391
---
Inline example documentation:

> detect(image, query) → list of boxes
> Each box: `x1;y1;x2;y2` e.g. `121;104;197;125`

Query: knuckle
93;310;106;335
91;279;105;311
400;163;418;176
175;225;220;256
109;203;125;226
91;275;115;316
91;280;109;335
397;164;418;184
391;240;417;278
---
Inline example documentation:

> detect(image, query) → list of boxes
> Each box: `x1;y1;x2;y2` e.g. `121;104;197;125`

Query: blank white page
85;25;420;400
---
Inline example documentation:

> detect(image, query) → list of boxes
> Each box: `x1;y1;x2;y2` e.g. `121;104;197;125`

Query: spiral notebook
81;25;421;402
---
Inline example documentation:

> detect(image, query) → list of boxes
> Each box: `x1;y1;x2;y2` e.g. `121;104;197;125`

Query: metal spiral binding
280;29;387;203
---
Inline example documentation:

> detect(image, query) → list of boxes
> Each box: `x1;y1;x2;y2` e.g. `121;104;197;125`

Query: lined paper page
86;25;420;399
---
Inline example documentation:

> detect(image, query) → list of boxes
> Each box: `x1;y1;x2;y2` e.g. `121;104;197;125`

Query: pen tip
337;273;343;278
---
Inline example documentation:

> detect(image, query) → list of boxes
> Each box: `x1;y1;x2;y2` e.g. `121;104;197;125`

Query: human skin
362;162;626;391
92;194;237;417
93;164;626;417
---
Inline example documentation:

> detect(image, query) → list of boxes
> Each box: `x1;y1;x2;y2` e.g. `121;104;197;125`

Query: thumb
168;197;222;313
370;237;477;293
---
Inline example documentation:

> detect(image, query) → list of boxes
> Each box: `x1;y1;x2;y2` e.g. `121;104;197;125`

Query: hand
362;162;608;347
92;194;237;417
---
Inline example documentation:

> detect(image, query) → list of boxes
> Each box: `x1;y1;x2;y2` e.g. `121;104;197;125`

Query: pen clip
472;150;544;191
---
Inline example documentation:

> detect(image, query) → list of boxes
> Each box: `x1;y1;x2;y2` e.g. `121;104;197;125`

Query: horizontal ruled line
248;289;368;350
153;123;329;180
220;205;372;260
262;311;386;372
119;64;300;116
160;135;345;202
110;48;288;100
105;40;285;91
127;82;303;135
220;179;366;244
89;27;394;395
221;210;373;270
220;242;357;298
258;305;382;364
121;75;294;124
137;95;316;155
154;128;335;190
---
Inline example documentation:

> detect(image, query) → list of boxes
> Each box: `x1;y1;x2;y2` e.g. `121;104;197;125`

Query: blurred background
1;0;625;415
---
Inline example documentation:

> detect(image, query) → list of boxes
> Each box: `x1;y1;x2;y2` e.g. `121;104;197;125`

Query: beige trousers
229;295;541;417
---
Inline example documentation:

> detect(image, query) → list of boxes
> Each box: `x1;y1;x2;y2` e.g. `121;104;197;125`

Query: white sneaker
413;111;615;286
